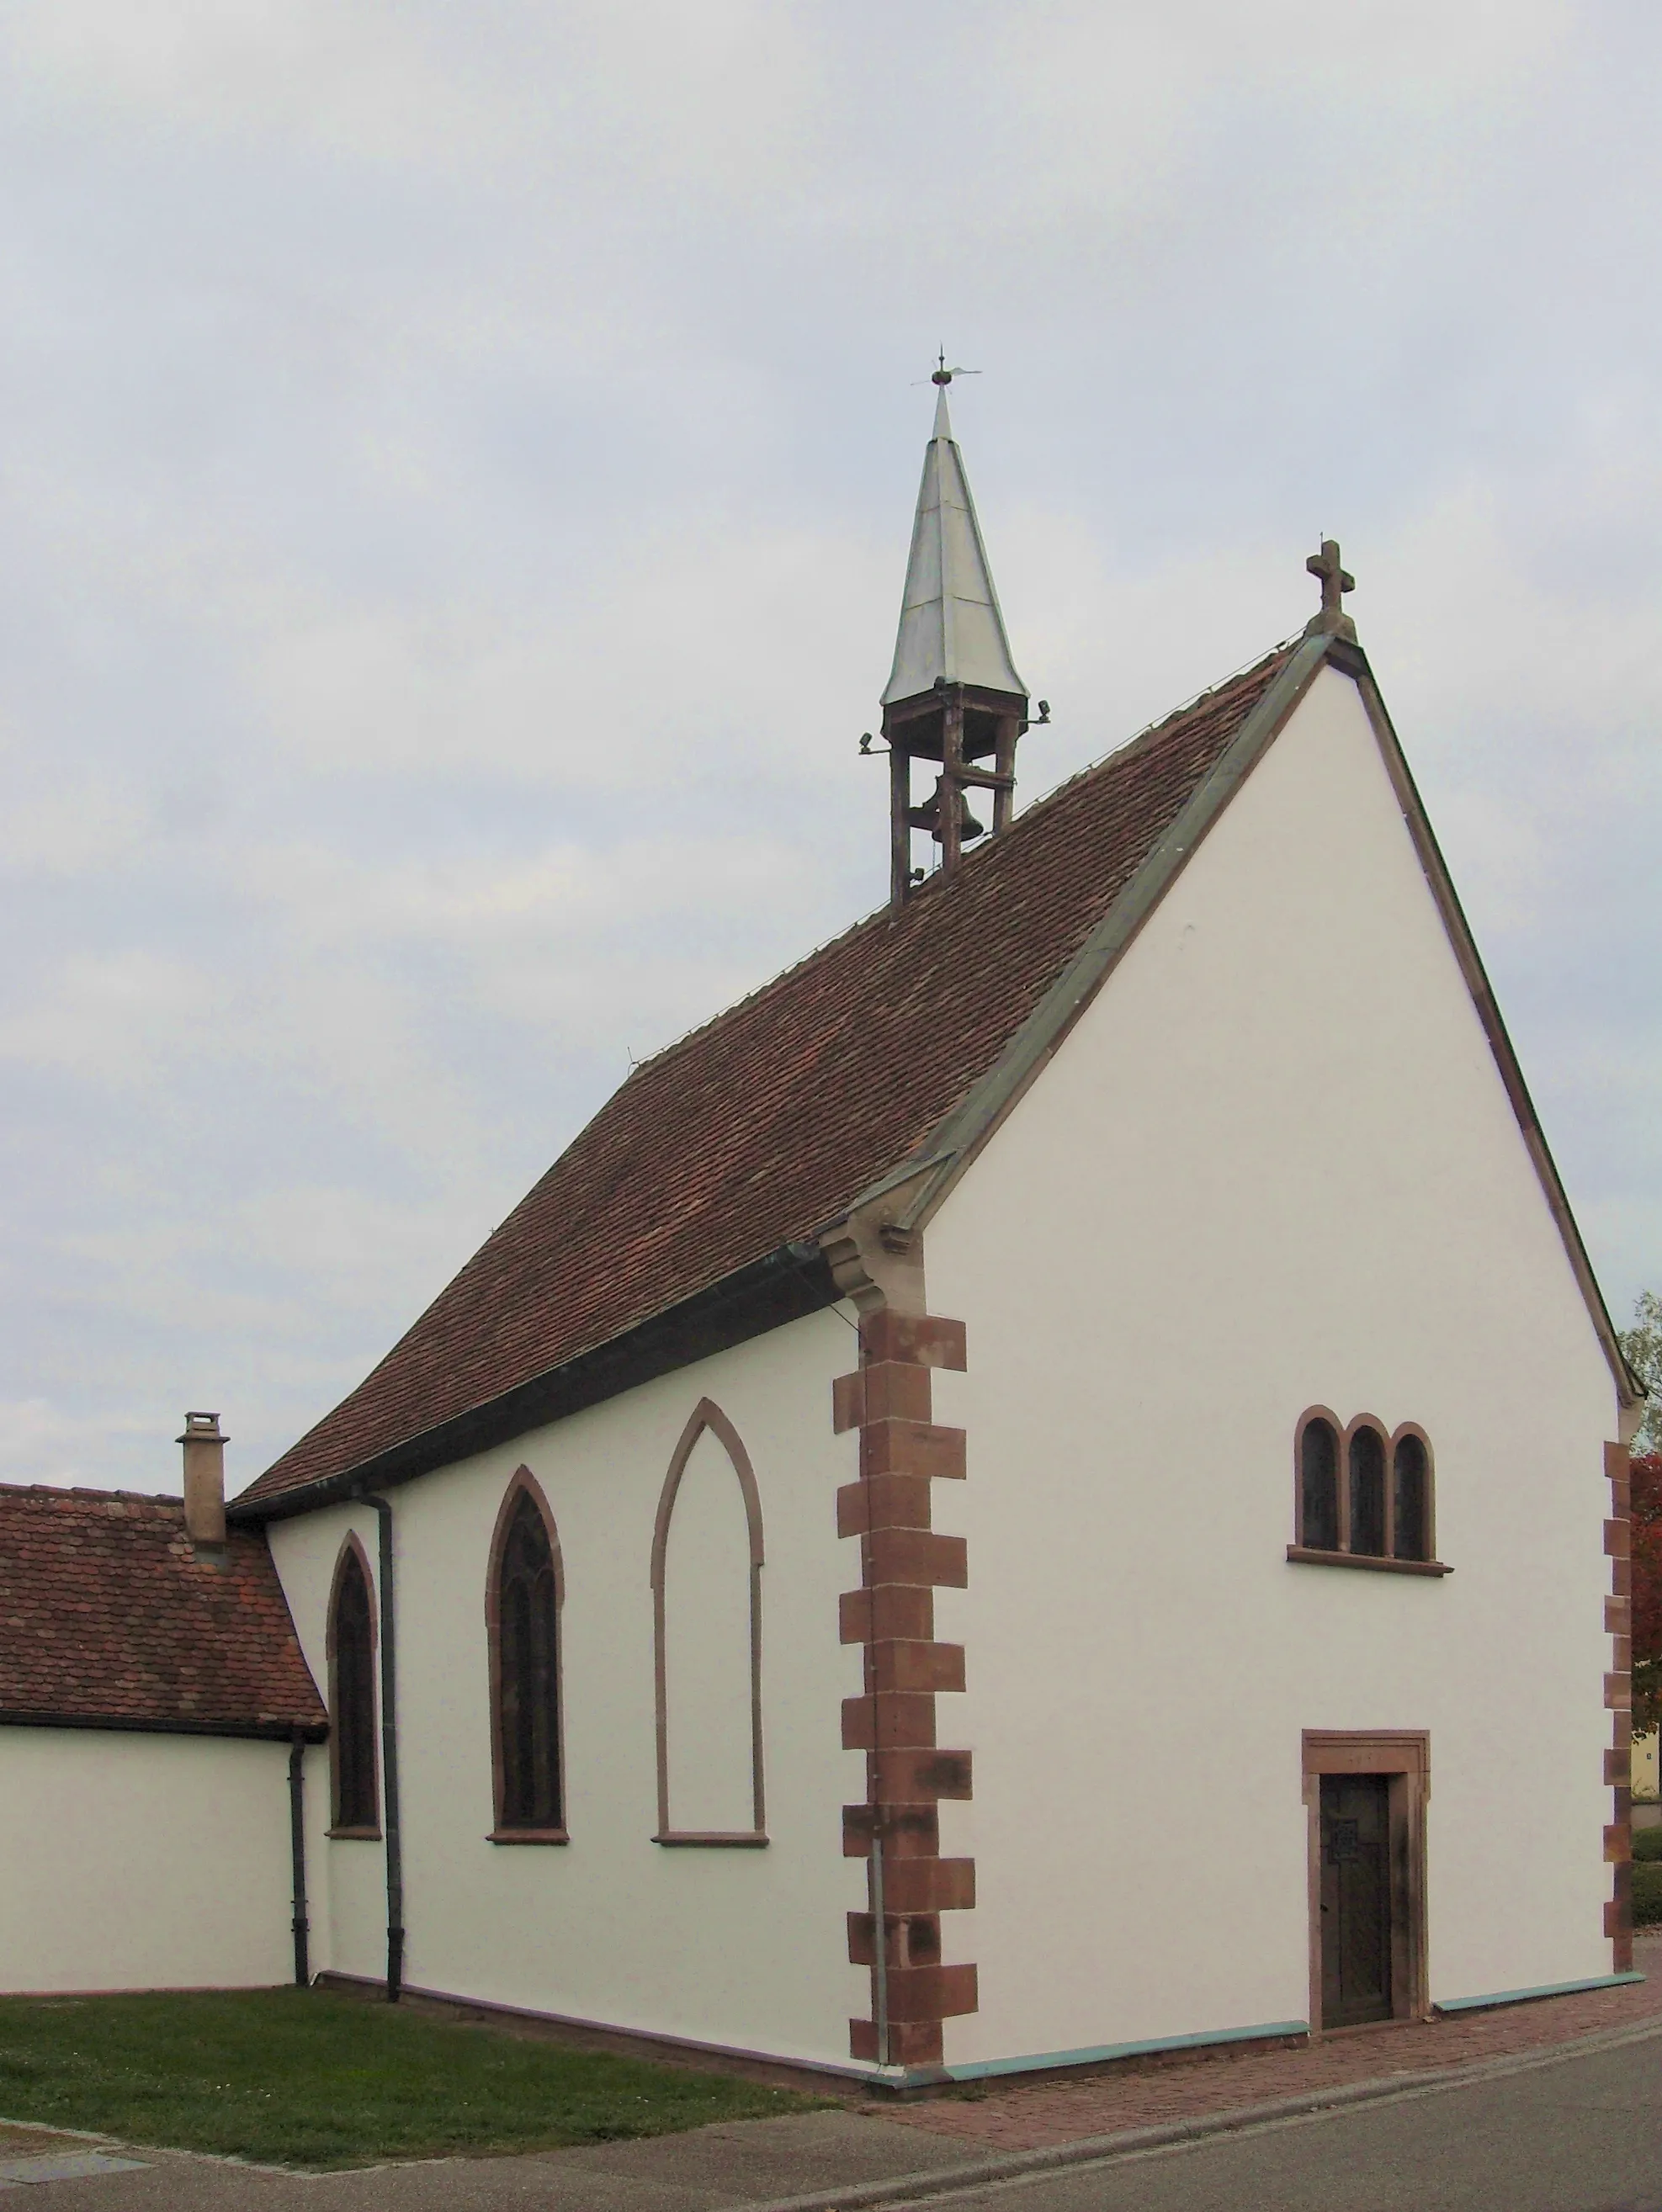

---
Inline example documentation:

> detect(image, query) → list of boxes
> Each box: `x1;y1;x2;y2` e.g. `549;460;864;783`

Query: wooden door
1320;1773;1393;2026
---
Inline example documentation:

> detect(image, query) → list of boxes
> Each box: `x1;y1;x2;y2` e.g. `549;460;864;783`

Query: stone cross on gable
1304;538;1357;640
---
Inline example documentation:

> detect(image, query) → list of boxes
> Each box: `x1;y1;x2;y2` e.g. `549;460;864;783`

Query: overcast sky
3;0;1658;1497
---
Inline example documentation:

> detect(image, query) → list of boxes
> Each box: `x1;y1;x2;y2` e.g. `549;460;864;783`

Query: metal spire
882;367;1026;708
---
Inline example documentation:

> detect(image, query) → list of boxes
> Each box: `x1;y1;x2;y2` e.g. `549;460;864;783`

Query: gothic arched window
327;1537;379;1835
651;1398;765;1845
487;1473;565;1838
1348;1424;1388;1557
1298;1413;1341;1554
1392;1430;1432;1562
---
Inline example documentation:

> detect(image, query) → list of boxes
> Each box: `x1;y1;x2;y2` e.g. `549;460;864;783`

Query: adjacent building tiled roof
0;1485;326;1738
243;645;1297;1510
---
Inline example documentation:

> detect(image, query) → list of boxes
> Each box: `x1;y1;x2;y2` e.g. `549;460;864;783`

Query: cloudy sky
3;0;1658;1495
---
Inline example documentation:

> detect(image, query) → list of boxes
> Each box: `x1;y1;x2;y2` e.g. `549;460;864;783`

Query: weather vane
917;347;981;388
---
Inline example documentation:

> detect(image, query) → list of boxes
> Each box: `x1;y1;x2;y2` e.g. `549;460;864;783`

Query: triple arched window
327;1536;380;1835
1293;1411;1444;1573
486;1472;566;1840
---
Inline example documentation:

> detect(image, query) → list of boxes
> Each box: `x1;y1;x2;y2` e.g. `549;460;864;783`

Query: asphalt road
886;2032;1662;2212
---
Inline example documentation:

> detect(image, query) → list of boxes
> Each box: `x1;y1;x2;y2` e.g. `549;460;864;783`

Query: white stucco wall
924;665;1619;2066
0;1729;295;1992
270;1308;868;2066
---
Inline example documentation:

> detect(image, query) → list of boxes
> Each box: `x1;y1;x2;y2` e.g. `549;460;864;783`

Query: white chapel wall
268;1306;868;2067
0;1729;295;1993
924;664;1618;2066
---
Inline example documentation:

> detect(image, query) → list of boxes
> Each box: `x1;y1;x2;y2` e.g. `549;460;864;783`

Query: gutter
288;1734;311;1987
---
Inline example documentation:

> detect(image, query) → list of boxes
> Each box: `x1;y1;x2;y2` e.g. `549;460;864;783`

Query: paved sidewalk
8;1936;1658;2209
880;1929;1662;2154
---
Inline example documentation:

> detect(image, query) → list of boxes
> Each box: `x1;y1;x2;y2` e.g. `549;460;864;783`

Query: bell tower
876;367;1040;910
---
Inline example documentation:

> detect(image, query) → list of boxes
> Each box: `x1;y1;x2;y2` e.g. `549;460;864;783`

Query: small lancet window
492;1485;563;1833
329;1543;378;1833
1300;1417;1340;1553
1393;1434;1430;1562
1348;1426;1387;1557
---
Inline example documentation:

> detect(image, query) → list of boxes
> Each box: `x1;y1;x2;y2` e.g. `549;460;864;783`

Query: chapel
0;382;1643;2084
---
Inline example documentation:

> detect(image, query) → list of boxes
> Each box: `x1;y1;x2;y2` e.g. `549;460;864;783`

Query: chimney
178;1411;227;1549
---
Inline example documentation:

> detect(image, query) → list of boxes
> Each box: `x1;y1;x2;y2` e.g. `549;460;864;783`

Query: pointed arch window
651;1398;766;1846
1290;1412;1447;1576
327;1536;380;1837
486;1472;566;1842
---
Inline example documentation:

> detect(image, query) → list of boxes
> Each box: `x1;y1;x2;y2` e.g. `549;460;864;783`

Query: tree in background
1621;1294;1662;1732
1622;1291;1662;1455
1634;1452;1662;1734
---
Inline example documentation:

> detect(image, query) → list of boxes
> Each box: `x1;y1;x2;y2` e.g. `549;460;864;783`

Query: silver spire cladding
883;380;1026;708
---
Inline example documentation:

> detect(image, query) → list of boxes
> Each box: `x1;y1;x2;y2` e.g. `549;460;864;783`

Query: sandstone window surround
1290;1409;1449;1578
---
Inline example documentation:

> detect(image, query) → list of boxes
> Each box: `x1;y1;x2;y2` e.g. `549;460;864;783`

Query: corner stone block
842;1690;937;1752
871;1639;966;1694
860;1313;968;1371
873;1748;973;1801
861;1419;967;1482
865;1527;968;1589
840;1585;935;1646
1606;1440;1634;1482
842;1802;941;1858
1606;1519;1631;1558
848;2018;943;2066
881;1856;976;1912
861;1362;935;1424
884;1963;979;2022
847;1912;943;1969
832;1371;866;1435
836;1474;933;1538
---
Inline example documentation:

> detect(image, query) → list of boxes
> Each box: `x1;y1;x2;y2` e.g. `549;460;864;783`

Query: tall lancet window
652;1399;766;1844
327;1537;379;1835
487;1472;565;1838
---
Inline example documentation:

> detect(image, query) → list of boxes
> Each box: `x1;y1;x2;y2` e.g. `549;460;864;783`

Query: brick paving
878;1930;1662;2153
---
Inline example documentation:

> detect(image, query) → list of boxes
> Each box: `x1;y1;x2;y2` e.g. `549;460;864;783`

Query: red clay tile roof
0;1485;326;1737
245;645;1296;1509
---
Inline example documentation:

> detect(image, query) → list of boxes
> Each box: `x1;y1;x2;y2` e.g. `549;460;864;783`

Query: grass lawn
0;1988;826;2170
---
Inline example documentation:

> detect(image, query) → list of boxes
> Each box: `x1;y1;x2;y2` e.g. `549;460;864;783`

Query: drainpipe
365;1494;405;2002
288;1733;310;1987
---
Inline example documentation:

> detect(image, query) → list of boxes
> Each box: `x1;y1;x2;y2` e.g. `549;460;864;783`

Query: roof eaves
0;1709;327;1743
232;1236;840;1522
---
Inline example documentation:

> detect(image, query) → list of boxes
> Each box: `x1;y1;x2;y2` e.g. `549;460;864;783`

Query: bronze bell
906;777;985;844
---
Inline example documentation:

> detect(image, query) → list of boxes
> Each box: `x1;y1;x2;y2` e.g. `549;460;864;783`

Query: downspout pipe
287;1733;310;1987
365;1493;405;2002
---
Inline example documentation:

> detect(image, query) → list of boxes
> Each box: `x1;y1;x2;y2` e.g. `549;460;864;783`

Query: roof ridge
0;1483;184;1508
625;904;891;1082
629;638;1299;1082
